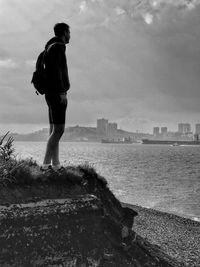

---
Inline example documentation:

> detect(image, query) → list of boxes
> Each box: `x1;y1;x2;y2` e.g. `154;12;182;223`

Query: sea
14;141;200;222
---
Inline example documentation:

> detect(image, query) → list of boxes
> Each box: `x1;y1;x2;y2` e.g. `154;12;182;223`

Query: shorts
45;94;67;124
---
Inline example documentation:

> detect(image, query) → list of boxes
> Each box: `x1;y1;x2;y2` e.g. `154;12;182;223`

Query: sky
0;0;200;134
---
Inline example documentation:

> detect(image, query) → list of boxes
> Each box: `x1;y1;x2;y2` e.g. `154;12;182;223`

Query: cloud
151;1;159;8
115;7;126;16
143;13;154;24
0;0;74;34
150;0;199;9
79;0;87;13
109;0;200;26
0;0;196;37
0;59;18;68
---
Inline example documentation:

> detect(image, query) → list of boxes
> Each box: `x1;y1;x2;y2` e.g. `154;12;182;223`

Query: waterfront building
195;124;200;134
97;118;108;135
107;123;118;136
153;127;159;135
178;123;191;134
161;127;167;135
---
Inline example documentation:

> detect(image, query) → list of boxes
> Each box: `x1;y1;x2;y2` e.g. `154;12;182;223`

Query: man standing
42;23;70;170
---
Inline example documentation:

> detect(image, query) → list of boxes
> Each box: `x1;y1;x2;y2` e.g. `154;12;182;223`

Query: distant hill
1;126;151;142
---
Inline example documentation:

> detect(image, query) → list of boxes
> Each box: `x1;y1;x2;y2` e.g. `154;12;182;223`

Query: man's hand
60;94;68;105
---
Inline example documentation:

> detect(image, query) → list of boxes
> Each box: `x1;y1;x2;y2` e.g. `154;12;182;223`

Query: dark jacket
44;37;70;94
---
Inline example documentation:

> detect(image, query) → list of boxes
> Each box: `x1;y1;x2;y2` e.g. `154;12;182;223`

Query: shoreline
122;202;200;267
123;202;200;223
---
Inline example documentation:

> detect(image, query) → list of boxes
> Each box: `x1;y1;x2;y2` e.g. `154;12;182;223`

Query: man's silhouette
42;23;70;169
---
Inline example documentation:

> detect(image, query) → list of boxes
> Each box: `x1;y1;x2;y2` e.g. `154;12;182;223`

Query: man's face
63;29;70;44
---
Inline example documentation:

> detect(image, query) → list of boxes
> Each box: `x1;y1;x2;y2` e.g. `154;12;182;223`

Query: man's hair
54;23;70;38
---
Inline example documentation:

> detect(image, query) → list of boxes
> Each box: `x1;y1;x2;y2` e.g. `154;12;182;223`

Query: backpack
31;50;47;95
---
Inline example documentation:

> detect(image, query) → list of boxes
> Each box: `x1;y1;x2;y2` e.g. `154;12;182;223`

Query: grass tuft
0;133;105;189
0;133;41;187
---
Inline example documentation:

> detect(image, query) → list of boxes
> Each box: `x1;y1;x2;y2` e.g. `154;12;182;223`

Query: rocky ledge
0;163;185;266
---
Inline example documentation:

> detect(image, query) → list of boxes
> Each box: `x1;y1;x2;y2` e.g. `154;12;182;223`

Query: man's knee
53;124;65;136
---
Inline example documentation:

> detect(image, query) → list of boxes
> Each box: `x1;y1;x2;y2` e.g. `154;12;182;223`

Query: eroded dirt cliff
0;164;185;266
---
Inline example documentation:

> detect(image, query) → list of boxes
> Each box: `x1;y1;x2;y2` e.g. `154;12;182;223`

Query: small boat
171;143;180;146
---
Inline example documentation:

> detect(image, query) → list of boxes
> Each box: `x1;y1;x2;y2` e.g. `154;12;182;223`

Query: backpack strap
43;42;65;68
40;43;58;69
46;42;65;53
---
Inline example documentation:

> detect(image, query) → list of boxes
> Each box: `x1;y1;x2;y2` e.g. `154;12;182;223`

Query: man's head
54;22;70;44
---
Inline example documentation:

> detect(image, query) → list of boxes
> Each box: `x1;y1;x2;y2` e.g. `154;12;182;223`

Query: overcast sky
0;0;200;134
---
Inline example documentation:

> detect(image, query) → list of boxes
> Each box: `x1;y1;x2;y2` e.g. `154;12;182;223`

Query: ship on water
142;139;200;145
142;134;200;145
101;137;136;144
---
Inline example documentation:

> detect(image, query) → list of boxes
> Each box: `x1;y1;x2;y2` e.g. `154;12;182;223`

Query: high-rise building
161;127;167;135
107;123;117;136
153;127;159;135
178;123;191;134
195;124;200;134
97;118;108;135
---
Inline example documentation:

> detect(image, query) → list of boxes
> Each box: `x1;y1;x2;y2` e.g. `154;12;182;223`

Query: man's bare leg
52;140;60;166
43;124;65;166
42;123;54;166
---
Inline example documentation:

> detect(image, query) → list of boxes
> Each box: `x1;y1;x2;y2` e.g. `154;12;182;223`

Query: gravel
122;203;200;267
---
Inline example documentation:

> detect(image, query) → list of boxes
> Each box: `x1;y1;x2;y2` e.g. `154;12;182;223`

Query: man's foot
52;164;65;171
40;164;52;171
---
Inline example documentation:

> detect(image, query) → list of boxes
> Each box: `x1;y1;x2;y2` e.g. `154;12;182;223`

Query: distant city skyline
2;118;200;136
152;122;200;134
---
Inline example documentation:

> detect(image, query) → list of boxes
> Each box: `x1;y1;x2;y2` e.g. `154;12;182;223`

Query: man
42;23;70;170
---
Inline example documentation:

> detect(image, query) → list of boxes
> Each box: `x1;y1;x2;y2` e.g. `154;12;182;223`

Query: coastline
122;203;200;267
